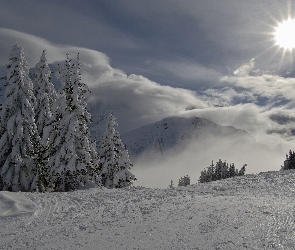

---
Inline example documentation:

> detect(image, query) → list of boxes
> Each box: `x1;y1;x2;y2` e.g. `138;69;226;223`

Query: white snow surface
1;170;295;249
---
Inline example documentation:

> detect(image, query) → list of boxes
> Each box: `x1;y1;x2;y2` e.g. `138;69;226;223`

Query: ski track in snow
1;171;295;249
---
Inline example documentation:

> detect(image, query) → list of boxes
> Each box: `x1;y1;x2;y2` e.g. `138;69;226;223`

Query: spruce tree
47;55;80;191
47;54;100;191
71;54;101;185
0;44;41;191
114;149;135;188
282;150;295;170
99;113;136;188
32;50;57;190
238;164;247;176
229;163;236;177
33;50;57;137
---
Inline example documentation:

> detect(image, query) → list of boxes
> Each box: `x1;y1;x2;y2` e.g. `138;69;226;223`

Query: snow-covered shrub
178;175;190;186
199;159;246;183
281;150;295;170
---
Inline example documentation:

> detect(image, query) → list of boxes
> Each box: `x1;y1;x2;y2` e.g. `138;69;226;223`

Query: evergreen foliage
0;45;104;192
47;54;100;191
0;45;134;192
281;150;295;170
178;175;190;187
72;54;101;185
99;113;136;188
199;159;246;183
32;50;57;138
0;44;41;191
32;50;57;191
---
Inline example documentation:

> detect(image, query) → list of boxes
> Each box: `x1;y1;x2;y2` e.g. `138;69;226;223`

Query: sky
1;0;295;89
1;0;295;185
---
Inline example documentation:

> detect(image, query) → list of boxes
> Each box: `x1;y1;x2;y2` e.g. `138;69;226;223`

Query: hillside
121;116;258;157
1;170;295;249
120;116;276;188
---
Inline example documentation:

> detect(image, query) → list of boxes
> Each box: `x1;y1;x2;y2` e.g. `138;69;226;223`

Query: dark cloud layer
1;0;295;90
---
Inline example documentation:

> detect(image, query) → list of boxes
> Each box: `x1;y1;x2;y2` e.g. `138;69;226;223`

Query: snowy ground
1;171;295;249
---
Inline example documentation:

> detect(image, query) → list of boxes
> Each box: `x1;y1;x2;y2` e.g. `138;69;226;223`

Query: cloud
155;59;222;83
269;113;295;125
132;129;285;188
88;72;208;134
0;28;209;134
1;28;294;187
221;74;295;105
1;28;294;149
203;87;256;106
0;28;110;68
2;0;293;90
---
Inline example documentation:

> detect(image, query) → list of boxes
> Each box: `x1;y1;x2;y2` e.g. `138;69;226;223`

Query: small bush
178;175;190;186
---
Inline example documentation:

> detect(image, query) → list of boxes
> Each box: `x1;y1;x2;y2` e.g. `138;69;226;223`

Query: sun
274;18;295;50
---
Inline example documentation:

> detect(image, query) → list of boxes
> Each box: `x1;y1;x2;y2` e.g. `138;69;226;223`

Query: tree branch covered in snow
99;113;136;188
0;45;136;192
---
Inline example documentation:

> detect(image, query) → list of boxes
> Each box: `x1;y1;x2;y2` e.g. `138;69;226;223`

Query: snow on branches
0;44;41;191
0;45;120;192
99;113;136;188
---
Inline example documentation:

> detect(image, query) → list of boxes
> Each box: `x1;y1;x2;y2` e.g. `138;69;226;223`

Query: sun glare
274;18;295;50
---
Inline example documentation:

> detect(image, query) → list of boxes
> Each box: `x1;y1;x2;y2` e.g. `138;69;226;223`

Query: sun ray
237;0;295;73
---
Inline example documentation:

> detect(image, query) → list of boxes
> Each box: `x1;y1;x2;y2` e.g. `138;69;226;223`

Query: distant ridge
121;116;258;157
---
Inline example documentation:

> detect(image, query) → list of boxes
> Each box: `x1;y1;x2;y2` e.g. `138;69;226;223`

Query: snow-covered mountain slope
122;116;262;157
1;170;295;249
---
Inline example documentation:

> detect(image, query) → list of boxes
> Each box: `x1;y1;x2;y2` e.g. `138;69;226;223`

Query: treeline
199;159;246;183
0;44;135;192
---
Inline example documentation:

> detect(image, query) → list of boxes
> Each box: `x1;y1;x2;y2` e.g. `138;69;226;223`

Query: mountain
121;116;260;157
1;170;295;249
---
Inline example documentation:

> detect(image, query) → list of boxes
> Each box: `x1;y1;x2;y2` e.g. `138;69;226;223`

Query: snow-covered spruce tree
33;50;57;139
0;44;41;192
71;54;101;185
47;54;81;191
99;113;135;188
47;54;100;191
32;50;57;190
114;149;136;188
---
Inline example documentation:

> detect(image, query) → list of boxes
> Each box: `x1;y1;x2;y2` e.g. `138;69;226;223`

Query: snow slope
121;116;258;157
1;171;295;249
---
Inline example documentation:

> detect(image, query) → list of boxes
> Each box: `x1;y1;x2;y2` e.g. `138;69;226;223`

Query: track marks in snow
2;171;295;249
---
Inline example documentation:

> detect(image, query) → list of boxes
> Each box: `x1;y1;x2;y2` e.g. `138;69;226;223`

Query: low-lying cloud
133;131;285;188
